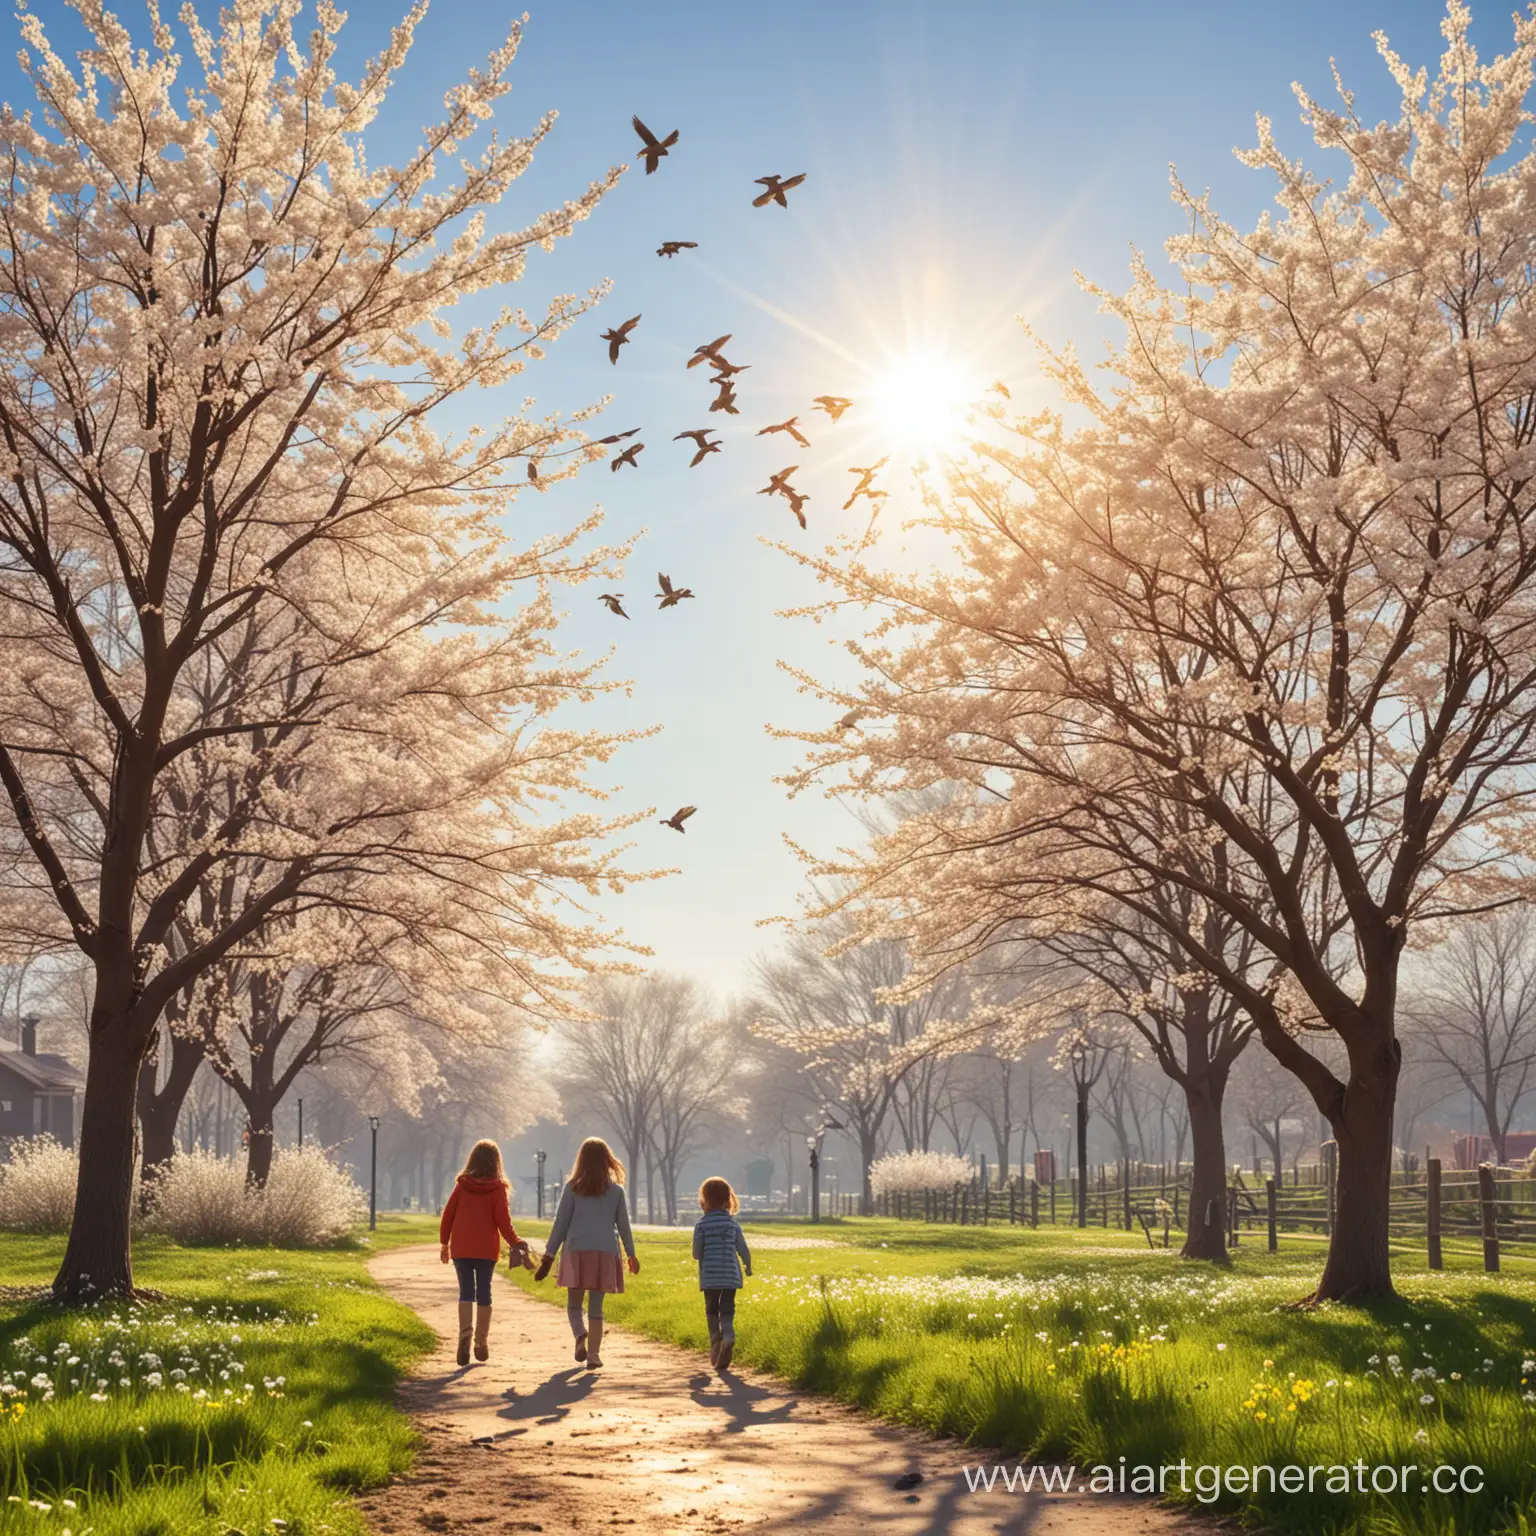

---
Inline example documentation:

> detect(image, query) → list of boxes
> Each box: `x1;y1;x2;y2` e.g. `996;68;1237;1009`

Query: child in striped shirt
693;1176;752;1370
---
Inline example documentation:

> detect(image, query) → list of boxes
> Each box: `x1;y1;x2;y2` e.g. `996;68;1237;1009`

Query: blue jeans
453;1257;496;1305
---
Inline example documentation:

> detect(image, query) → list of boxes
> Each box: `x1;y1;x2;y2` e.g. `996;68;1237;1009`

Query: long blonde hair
460;1139;508;1186
569;1136;625;1197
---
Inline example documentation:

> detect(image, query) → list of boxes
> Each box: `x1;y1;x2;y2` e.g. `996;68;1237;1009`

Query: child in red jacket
439;1140;533;1366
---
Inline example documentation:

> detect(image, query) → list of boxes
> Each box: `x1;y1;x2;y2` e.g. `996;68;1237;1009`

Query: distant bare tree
559;977;662;1215
1094;1043;1154;1167
1407;914;1536;1164
646;980;738;1223
560;974;731;1223
1230;1050;1313;1180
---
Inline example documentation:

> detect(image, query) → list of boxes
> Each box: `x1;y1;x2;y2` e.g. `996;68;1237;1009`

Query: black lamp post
806;1134;821;1225
368;1115;380;1231
1070;1042;1090;1229
297;1098;303;1150
535;1149;547;1220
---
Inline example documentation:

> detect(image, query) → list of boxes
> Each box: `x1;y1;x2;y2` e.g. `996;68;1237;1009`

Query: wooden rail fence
871;1155;1533;1272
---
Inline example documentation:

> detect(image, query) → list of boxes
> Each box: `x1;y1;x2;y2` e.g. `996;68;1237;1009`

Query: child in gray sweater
534;1138;639;1370
693;1176;752;1370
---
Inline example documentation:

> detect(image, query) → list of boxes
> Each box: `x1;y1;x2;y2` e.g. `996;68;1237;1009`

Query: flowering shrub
0;1136;79;1233
255;1147;369;1248
868;1150;972;1196
143;1147;366;1248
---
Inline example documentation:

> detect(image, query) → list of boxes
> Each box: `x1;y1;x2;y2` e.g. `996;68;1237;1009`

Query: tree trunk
245;1096;276;1187
859;1120;879;1215
1262;1119;1284;1177
1181;1079;1230;1262
1075;1087;1089;1227
55;1019;153;1299
137;1025;208;1203
1312;1030;1400;1301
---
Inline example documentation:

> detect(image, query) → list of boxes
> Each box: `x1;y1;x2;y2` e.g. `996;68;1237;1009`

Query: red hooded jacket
439;1174;520;1262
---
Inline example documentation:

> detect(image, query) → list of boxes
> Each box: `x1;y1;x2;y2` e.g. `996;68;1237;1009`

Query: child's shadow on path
688;1370;801;1433
487;1368;598;1436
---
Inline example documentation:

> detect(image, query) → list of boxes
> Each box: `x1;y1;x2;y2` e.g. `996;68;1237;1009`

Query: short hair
698;1176;738;1213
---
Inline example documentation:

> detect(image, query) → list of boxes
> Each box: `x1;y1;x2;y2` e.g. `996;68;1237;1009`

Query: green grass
509;1216;1536;1536
0;1233;433;1536
364;1213;441;1252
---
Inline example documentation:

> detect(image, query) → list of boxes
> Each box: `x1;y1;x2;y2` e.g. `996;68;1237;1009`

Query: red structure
1453;1132;1536;1169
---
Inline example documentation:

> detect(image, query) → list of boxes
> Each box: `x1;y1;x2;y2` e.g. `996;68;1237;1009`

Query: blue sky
7;0;1484;996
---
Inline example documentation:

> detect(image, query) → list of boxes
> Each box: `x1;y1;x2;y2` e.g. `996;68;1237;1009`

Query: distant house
0;1020;83;1148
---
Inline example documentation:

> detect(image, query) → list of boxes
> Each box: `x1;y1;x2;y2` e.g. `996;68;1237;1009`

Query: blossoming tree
782;5;1536;1299
0;0;644;1298
752;918;994;1212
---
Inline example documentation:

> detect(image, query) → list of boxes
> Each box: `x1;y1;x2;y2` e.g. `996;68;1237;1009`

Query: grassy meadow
507;1215;1536;1536
0;1231;432;1536
4;1211;1536;1536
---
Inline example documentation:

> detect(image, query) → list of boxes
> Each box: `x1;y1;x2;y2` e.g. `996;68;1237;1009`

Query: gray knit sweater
545;1181;636;1259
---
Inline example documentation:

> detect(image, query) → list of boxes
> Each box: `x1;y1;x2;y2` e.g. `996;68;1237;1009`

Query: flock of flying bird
589;117;882;839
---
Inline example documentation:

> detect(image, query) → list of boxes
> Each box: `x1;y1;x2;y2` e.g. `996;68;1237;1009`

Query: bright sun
870;351;975;458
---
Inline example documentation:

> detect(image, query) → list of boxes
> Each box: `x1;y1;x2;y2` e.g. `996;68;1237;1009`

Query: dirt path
357;1244;1204;1536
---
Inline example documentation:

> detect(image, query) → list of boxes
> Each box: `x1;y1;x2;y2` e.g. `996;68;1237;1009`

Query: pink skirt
556;1247;625;1294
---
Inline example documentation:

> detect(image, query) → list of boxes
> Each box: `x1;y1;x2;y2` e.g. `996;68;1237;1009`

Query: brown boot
585;1320;604;1370
474;1304;491;1362
456;1301;473;1367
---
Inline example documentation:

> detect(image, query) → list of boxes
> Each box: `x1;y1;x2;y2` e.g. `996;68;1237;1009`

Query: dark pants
454;1257;496;1305
704;1287;737;1341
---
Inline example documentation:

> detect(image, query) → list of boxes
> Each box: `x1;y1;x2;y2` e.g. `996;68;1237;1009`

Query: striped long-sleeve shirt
693;1208;751;1290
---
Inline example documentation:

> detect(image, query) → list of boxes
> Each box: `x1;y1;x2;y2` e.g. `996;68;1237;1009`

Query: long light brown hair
460;1139;508;1186
569;1136;625;1197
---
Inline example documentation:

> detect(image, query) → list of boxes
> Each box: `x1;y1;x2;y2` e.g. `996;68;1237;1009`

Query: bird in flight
610;442;644;472
708;358;750;380
758;466;799;499
835;710;863;732
656;572;695;610
673;429;722;467
687;334;732;370
656;240;698;258
759;465;809;528
758;417;810;448
602;314;641;364
598;593;630;619
661;805;697;833
708;379;739;416
598;427;642;444
814;395;853;421
632;116;679;174
753;173;807;208
843;458;889;510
